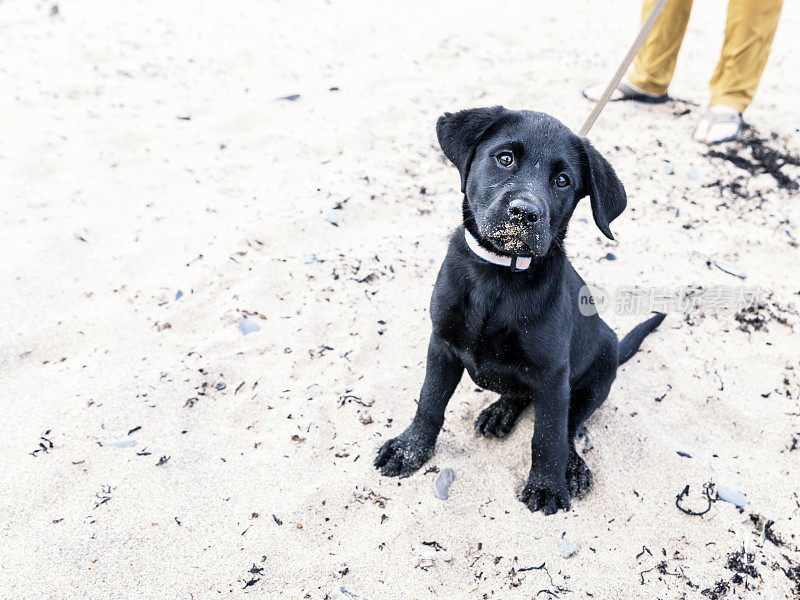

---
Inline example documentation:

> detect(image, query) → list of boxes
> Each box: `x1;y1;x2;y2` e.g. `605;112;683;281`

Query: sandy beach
1;1;799;598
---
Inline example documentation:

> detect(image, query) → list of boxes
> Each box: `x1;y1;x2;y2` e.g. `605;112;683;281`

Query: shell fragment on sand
324;210;340;226
717;487;746;507
418;550;437;569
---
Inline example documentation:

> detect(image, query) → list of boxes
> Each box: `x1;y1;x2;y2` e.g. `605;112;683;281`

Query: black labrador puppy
374;107;665;515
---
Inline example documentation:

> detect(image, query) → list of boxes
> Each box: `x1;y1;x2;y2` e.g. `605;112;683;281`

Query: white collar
464;228;532;271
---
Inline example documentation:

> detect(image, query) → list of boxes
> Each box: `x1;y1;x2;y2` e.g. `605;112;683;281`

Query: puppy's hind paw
520;477;570;515
475;396;526;438
566;450;593;498
374;429;434;478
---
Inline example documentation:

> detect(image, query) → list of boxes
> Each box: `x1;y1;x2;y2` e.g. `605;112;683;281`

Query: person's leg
696;0;783;143
583;0;693;102
709;0;783;113
627;0;694;96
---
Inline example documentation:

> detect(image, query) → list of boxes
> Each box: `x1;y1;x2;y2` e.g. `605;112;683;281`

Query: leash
578;0;670;137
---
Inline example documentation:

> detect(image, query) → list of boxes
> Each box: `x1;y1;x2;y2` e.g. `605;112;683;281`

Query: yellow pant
627;0;783;113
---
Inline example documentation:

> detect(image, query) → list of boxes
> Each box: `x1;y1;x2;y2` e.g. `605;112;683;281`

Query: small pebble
605;252;617;261
324;211;340;226
558;538;579;559
238;317;260;335
687;168;700;181
433;468;455;500
558;538;578;558
175;290;183;300
717;487;746;508
662;163;675;175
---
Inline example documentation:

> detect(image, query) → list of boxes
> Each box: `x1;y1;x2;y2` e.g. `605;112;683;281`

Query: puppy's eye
496;152;514;167
555;173;570;188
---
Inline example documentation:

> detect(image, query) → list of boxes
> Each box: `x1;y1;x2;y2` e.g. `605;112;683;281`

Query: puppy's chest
435;302;546;371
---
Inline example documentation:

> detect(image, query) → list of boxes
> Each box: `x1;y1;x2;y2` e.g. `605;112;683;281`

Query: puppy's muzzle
482;196;551;257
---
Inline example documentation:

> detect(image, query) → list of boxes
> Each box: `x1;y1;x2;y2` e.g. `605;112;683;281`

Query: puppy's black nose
508;199;539;224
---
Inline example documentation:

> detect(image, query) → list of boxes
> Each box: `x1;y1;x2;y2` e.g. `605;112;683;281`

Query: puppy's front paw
520;475;570;515
566;449;593;498
374;429;435;478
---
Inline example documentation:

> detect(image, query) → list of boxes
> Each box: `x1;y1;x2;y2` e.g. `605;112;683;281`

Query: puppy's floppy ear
579;138;627;240
436;106;506;193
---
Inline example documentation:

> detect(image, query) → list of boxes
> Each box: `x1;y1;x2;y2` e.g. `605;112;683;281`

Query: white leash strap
578;0;670;137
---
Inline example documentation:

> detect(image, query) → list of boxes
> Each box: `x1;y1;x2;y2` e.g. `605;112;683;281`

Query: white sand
2;1;799;598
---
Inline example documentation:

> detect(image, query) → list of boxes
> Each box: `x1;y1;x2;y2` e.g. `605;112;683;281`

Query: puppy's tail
618;313;666;366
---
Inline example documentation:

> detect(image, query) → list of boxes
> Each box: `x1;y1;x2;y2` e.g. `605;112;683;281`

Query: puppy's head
437;106;626;257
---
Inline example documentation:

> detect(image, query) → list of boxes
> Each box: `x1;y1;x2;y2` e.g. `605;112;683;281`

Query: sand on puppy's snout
482;221;537;253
